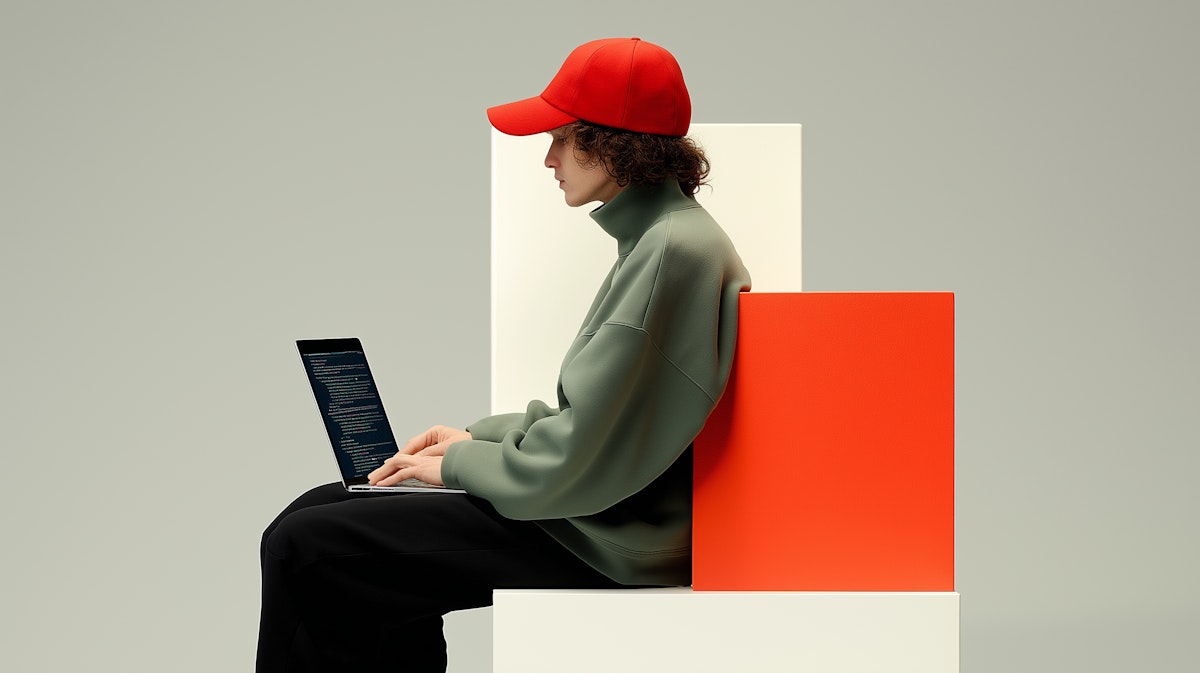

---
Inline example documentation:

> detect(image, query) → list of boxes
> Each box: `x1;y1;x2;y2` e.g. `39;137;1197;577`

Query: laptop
297;337;465;493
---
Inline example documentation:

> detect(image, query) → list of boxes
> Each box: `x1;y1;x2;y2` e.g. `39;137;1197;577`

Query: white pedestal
493;588;959;673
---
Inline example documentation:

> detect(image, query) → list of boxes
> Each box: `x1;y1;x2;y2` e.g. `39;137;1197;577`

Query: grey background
2;1;1196;672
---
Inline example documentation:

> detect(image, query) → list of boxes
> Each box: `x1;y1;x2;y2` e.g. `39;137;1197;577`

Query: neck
590;180;697;255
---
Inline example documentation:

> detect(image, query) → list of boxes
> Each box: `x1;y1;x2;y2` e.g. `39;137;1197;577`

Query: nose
544;139;559;169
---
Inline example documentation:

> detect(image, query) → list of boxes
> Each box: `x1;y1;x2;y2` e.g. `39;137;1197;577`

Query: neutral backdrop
2;2;1196;672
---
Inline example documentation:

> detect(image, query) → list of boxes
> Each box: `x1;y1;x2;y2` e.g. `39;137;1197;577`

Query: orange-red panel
693;292;955;591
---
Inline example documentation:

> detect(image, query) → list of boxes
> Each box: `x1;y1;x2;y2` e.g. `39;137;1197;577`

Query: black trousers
257;483;621;672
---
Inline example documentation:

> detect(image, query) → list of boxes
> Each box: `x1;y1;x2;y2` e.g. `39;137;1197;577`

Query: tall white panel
490;124;802;414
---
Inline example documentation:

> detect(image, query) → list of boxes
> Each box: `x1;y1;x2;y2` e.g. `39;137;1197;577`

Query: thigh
264;486;619;619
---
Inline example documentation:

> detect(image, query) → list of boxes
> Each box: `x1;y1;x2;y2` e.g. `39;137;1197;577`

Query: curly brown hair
565;122;710;196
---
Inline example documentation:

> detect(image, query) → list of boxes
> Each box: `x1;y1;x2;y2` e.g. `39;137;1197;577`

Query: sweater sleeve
464;412;529;443
441;321;716;520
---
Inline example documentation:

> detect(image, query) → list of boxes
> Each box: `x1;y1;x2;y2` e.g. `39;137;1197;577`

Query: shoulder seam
597;321;717;404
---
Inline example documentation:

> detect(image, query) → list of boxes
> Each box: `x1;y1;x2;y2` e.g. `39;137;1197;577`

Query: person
257;37;750;672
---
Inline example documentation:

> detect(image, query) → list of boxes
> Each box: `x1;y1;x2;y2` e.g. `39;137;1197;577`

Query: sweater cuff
441;439;494;490
464;412;525;442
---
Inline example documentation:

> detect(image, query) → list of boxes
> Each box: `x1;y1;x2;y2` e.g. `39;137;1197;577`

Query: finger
398;434;427;455
415;441;449;457
367;463;393;483
416;429;471;456
400;427;441;455
376;463;420;487
368;452;411;483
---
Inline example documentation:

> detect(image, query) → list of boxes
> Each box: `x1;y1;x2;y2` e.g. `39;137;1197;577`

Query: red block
693;292;955;591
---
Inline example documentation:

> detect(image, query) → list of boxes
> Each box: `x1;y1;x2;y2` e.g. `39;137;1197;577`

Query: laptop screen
297;338;399;486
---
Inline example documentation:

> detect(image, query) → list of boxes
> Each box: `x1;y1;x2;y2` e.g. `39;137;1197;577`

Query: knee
260;483;346;557
263;503;353;568
263;508;316;564
260;514;296;562
260;482;340;556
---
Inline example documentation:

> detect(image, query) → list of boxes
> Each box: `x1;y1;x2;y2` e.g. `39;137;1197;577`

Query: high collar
589;180;699;257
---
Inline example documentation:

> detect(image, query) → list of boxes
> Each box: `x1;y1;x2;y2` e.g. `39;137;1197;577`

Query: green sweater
442;179;751;586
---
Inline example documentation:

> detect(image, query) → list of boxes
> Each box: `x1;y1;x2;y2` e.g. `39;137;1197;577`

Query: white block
490;124;802;414
493;588;959;673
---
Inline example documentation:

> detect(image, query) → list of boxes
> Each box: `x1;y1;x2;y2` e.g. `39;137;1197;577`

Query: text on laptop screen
299;344;398;481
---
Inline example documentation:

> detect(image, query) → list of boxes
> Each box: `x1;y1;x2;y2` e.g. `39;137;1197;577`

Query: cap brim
487;95;579;136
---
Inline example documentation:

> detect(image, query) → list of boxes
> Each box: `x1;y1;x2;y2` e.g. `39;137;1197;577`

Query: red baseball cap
487;37;692;137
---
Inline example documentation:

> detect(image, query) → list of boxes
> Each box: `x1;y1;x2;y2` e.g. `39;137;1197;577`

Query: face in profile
543;127;623;207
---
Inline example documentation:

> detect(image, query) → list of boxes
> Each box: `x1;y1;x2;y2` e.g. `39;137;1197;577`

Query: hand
366;425;471;486
368;453;445;487
399;425;472;457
